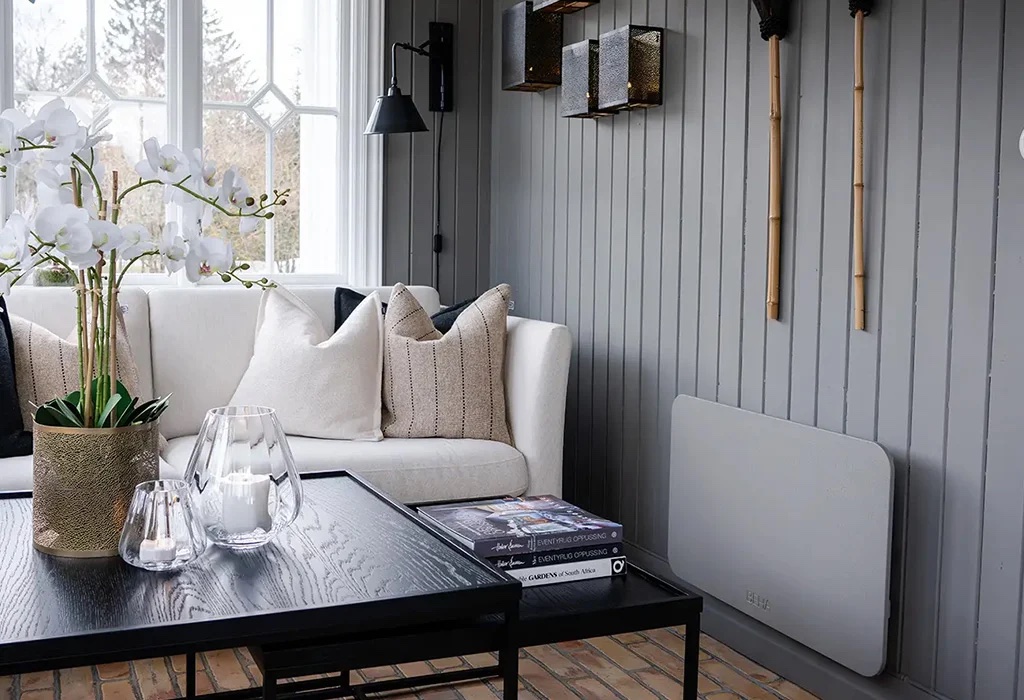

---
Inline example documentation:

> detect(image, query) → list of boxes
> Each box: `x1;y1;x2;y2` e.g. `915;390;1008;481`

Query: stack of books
419;495;626;587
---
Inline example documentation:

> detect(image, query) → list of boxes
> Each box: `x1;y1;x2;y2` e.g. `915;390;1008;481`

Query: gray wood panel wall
485;0;1020;697
382;0;493;304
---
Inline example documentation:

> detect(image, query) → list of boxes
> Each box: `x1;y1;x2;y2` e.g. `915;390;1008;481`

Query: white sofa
1;286;572;504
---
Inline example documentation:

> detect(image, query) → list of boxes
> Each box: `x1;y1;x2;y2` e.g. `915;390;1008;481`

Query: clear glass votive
119;480;208;572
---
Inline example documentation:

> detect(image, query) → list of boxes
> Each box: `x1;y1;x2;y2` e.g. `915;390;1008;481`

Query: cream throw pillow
230;286;384;441
10;313;141;429
383;283;513;445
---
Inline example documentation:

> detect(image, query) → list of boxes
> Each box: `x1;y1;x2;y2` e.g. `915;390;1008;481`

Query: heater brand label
746;590;771;612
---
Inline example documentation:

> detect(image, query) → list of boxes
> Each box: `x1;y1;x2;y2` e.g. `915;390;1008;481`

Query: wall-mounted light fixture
502;1;563;92
365;22;454;135
534;0;600;13
597;25;663;112
561;40;613;119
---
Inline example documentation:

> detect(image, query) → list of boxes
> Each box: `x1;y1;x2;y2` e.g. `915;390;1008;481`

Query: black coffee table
0;471;521;700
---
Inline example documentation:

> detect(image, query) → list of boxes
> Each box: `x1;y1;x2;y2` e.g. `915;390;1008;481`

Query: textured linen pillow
10;312;141;430
0;298;32;457
334;287;477;335
230;286;384;441
383;283;513;444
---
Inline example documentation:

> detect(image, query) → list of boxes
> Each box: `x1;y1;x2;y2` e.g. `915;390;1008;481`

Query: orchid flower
220;168;261;234
0;213;31;271
158;222;188;273
119;223;157;260
135;137;189;184
34;203;89;244
185;235;234;283
88;220;123;254
21;99;85;161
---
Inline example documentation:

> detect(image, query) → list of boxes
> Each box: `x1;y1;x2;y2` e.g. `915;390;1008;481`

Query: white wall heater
668;395;894;676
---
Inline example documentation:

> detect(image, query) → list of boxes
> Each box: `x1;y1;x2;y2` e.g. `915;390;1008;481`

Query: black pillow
0;297;32;457
334;288;478;335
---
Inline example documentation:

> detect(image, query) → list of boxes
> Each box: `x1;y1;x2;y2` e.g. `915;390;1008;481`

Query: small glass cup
119;480;208;572
184;406;303;551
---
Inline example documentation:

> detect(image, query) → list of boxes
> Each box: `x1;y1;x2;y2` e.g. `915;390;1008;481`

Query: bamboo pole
852;10;866;330
767;35;782;321
108;172;119;418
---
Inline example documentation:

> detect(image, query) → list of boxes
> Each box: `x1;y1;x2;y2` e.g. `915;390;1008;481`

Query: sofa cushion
383;284;513;445
162;435;528;504
230;288;384;440
0;298;31;457
149;286;441;439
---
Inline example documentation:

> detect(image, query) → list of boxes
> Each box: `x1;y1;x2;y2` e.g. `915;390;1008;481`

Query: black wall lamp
597;25;663;112
561;39;614;119
534;0;600;13
365;22;454;135
502;1;563;92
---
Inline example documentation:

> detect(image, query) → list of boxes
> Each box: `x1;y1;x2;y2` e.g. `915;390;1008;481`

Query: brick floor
0;627;819;699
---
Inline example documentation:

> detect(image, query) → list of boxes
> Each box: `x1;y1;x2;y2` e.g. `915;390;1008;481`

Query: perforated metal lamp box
534;0;599;13
502;1;563;92
561;40;613;119
597;25;664;111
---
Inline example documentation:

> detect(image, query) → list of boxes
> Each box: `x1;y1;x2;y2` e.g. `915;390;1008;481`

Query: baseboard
625;545;946;700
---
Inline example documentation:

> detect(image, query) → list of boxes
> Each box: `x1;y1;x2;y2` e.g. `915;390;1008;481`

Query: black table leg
262;670;276;700
500;604;519;700
683;616;701;700
185;653;197;699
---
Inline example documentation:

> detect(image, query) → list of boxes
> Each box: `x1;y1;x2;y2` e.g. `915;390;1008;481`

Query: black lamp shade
561;40;613;119
364;87;428;135
502;1;563;92
535;0;599;13
597;25;663;112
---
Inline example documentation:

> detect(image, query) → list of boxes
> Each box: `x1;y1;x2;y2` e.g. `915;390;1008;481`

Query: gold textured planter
32;421;160;558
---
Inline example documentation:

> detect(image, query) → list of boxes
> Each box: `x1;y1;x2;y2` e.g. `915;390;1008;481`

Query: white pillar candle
139;537;178;563
220;473;273;535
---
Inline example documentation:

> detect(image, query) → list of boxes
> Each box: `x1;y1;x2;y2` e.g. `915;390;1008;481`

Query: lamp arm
390;41;433;89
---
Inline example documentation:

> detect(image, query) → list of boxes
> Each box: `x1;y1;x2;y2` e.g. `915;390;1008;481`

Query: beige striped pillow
382;283;513;445
10;314;140;429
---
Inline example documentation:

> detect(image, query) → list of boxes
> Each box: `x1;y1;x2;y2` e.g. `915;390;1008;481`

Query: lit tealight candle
139;537;178;563
221;472;273;535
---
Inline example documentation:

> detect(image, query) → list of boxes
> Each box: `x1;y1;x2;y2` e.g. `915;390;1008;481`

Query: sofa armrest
504;316;572;497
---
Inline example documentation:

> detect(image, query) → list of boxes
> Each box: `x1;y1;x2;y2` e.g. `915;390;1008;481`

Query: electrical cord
432;93;445;292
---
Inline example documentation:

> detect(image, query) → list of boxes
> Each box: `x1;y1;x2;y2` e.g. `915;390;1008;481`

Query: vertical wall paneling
934;0;1001;696
382;0;493;303
875;0;925;674
787;0;828;428
975;1;1020;697
480;0;1022;696
653;0;686;555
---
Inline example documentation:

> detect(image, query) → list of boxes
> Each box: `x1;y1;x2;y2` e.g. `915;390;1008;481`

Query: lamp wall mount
428;22;454;113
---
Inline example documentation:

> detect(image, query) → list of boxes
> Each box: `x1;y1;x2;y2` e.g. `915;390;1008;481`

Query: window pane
97;0;168;99
272;114;338;274
202;109;268;271
14;0;87;94
203;0;266;103
273;0;339;108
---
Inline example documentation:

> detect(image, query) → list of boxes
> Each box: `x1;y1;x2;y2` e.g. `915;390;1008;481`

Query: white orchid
34;203;89;244
158;222;188;273
220;167;262;234
135;137;189;184
119;223;156;260
21;99;85;161
0;213;31;271
56;219;97;268
88;220;123;254
0;119;20;169
185;235;234;283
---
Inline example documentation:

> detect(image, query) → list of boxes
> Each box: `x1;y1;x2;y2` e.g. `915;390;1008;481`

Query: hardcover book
419;495;623;557
488;543;623;571
507;556;628;587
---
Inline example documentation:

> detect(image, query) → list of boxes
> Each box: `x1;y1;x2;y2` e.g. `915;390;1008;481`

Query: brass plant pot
32;421;160;558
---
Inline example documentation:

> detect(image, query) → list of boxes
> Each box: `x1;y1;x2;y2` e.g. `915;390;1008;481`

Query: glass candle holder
119;480;207;572
184;406;302;551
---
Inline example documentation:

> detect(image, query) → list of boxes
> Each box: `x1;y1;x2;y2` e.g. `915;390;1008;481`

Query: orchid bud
265;212;274;219
243;281;253;288
239;263;250;270
245;196;255;207
260;193;269;201
279;199;288;206
220;273;231;283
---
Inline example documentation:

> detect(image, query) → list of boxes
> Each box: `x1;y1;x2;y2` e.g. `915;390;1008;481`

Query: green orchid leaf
34;405;69;427
97;394;126;429
114;397;139;427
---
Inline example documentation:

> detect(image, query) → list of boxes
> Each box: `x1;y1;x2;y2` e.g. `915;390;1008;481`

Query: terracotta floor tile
58;667;95;700
701;660;781;700
701;635;780;684
6;629;817;700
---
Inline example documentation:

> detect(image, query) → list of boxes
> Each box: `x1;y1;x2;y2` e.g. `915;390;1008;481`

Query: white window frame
0;0;384;287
